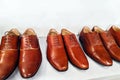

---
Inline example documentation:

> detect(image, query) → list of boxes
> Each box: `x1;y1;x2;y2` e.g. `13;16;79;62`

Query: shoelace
69;34;77;45
4;31;15;44
53;36;61;46
3;36;14;49
89;33;102;45
24;37;32;48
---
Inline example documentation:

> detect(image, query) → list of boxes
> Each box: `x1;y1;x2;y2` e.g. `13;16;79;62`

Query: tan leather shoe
19;28;42;78
0;29;20;80
79;26;112;66
61;29;89;69
93;26;120;61
47;29;68;71
109;25;120;46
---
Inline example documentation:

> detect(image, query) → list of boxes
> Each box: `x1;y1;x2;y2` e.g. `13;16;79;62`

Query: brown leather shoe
109;25;120;46
19;28;42;78
61;29;89;69
79;26;112;66
47;29;68;71
93;26;120;61
0;29;20;80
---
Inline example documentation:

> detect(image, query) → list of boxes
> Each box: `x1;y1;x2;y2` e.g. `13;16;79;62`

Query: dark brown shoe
19;28;42;78
109;25;120;46
61;29;89;69
0;29;20;80
79;26;112;66
47;29;68;71
93;26;120;61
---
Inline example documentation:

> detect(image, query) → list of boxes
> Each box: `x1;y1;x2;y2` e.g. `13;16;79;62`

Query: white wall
1;1;120;80
0;0;120;37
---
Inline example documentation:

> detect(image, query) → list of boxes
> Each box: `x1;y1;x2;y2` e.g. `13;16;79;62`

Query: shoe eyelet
69;35;77;45
53;36;60;46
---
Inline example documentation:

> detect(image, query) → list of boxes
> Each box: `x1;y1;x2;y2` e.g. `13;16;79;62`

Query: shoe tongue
61;29;72;35
49;31;58;36
83;26;92;33
93;26;104;33
49;29;58;36
23;28;36;36
112;25;120;31
5;31;17;36
5;29;20;36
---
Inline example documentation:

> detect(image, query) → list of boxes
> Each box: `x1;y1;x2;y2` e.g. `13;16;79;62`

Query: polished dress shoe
61;29;89;69
19;28;42;78
47;29;68;71
0;29;20;80
93;26;120;61
79;26;112;66
109;25;120;46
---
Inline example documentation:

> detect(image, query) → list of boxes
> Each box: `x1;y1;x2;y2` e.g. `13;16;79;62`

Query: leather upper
99;31;120;61
62;34;89;69
1;35;19;49
109;26;120;46
47;34;68;71
80;28;112;66
20;35;39;49
19;35;42;78
0;35;19;80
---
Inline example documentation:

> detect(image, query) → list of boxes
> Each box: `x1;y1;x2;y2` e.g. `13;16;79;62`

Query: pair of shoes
79;26;120;66
47;28;89;71
93;26;120;61
0;28;42;79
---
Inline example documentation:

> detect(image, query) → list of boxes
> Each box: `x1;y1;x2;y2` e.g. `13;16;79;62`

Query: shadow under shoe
0;28;20;80
79;26;112;66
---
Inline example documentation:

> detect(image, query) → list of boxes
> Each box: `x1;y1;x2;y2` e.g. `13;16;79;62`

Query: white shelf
7;37;120;80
